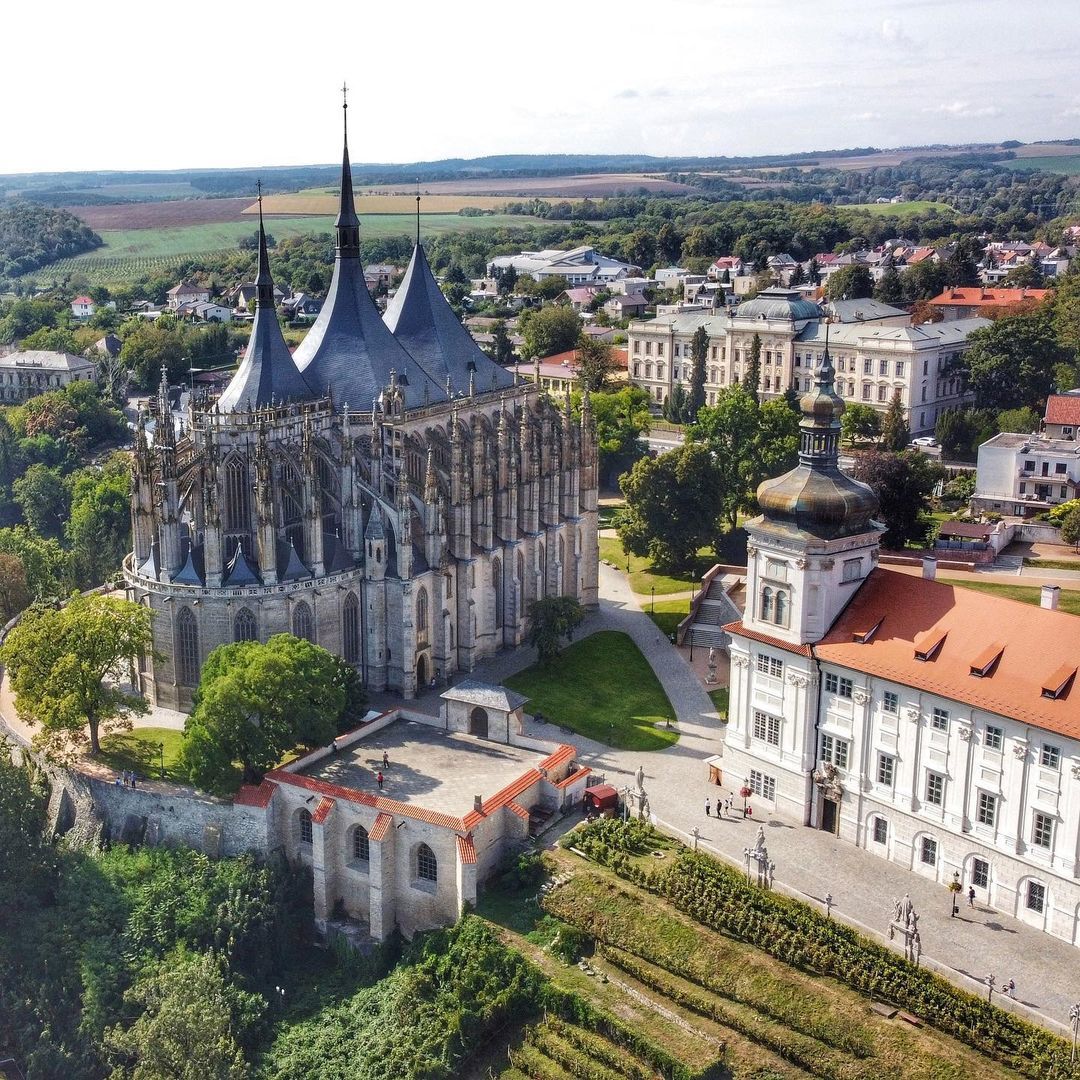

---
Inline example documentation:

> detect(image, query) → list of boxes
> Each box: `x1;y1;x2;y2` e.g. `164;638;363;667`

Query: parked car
910;436;937;447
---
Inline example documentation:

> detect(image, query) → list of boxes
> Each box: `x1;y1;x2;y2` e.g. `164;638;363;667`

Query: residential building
175;300;233;323
929;286;1051;321
488;246;640;285
724;351;1080;948
126;120;598;713
227;281;287;310
1044;391;1080;440
973;433;1080;516
654;267;692;286
167;281;211;310
282;293;323;320
603;291;647;320
93;333;122;358
71;295;95;319
365;264;399;292
0;350;98;403
520;348;628;396
626;288;986;434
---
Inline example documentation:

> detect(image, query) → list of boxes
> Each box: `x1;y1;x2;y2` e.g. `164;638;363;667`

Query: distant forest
0;202;101;277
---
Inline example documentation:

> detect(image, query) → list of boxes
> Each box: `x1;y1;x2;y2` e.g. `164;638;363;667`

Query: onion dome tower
217;187;310;412
744;331;882;645
294;88;444;408
384;193;517;396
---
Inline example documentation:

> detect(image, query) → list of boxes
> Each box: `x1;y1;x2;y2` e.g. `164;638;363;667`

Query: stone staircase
684;574;741;649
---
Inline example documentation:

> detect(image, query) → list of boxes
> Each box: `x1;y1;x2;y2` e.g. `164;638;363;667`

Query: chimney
1041;584;1061;611
921;556;937;581
473;795;483;813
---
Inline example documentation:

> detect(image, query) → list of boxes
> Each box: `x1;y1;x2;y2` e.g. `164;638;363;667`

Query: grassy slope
505;630;678;750
1003;155;1080;174
598;536;710;595
647;597;691;638
840;200;954;216
98;726;185;781
947;578;1080;616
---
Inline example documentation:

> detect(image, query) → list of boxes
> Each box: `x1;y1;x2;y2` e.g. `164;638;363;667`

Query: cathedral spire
255;181;275;310
335;82;361;258
796;315;844;469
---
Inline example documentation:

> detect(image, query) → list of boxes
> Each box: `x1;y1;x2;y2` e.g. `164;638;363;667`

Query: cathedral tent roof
324;532;354;573
217;197;310;413
224;545;260;586
384;243;516;396
172;543;204;585
293;109;445;411
278;539;310;581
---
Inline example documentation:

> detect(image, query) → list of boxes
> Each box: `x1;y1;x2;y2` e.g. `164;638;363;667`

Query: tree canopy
526;595;586;664
2;593;153;756
852;450;941;548
519;304;580;359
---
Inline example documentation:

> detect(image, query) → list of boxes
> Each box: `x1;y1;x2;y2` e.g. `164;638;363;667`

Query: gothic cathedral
124;109;599;710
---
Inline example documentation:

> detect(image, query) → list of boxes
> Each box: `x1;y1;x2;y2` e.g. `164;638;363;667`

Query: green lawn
840;200;953;216
709;686;729;720
647;597;690;638
506;630;678;750
599;532;746;596
1003;154;1080;175
98;726;186;781
1023;557;1080;571
949;579;1080;616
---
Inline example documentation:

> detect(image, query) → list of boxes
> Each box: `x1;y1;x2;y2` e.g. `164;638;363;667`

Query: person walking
1005;978;1015;998
382;750;389;770
705;796;711;817
376;771;384;790
968;886;976;908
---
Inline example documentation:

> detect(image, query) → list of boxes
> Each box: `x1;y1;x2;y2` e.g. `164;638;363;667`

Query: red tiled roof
506;801;531;820
815;569;1080;738
930;287;1051;307
539;743;576;772
233;780;277;807
724;621;814;657
462;768;543;829
369;812;393;842
311;796;335;824
457;834;478;864
72;295;93;304
938;521;993;539
266;769;467;831
553;765;591;789
1045;394;1080;427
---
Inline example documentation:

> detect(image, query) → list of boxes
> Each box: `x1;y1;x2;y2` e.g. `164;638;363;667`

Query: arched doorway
469;706;489;738
416;652;429;689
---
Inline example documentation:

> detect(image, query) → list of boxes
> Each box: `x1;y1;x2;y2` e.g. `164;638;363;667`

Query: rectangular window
880;358;889;375
645;341;652;355
977;791;997;827
877;753;895;786
820;733;850;770
838;677;853;699
753;711;781;746
862;384;872;401
657;344;664;356
837;357;845;372
1032;812;1054;849
873;816;888;844
895;361;904;377
972;857;989;889
842;558;863;583
1041;745;1061;769
878;386;889;402
920;836;937;865
749;769;776;801
1055;462;1067;474
864;358;873;375
925;771;944;806
883;691;899;714
756;654;783;679
1027;880;1046;913
985;725;1003;750
931;707;949;732
825;672;837;693
633;340;641;354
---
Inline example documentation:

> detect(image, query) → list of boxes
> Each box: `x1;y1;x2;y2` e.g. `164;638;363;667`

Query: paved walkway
463;562;1080;1035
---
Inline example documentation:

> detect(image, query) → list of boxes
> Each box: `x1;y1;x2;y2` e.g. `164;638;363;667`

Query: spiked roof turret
217;187;310;412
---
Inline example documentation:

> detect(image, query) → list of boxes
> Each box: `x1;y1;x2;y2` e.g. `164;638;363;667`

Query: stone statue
755;824;766;853
635;764;645;794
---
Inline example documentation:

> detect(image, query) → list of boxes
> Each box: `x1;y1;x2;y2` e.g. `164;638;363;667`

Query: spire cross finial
416;176;421;245
341;82;349;142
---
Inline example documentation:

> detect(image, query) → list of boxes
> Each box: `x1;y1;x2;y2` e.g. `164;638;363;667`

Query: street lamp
739;784;752;817
1070;1002;1080;1065
651;584;655;614
157;741;165;781
948;870;962;918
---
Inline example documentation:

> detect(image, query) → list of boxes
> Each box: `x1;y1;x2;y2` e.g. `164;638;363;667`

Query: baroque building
125;113;599;710
724;344;1080;947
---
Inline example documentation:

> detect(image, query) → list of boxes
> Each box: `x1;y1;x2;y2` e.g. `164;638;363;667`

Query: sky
4;0;1080;174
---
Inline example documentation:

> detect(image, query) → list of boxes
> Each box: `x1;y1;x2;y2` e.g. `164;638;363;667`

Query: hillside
0;201;101;277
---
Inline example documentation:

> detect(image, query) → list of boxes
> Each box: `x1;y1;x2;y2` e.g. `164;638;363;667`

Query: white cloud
881;17;909;43
925;101;1003;119
854;112;883;122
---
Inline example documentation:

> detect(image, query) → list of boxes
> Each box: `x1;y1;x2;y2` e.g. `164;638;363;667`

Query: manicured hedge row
570;820;1080;1080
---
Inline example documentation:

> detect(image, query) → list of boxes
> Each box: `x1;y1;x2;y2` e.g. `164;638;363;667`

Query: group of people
114;770;138;789
704;795;745;819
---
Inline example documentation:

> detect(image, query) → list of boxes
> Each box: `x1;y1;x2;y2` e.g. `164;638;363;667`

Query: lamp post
1070;1002;1080;1065
948;870;962;918
157;741;165;781
739;784;752;817
651;584;655;614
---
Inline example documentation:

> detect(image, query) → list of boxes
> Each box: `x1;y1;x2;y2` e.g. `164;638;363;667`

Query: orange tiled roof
1045;394;1080;427
233;780;277;807
539;743;576;771
506;801;531;820
553;765;591;789
462;768;543;829
930;287;1051;307
457;834;478;864
369;812;393;842
724;621;814;657
815;569;1080;738
311;796;335;824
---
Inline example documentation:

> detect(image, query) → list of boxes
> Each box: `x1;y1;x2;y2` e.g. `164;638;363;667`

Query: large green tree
960;308;1068;411
873;265;904;305
618;443;724;568
2;593;153;756
688;325;708;420
180;635;356;792
13;462;69;538
67;454;132;586
575;386;650;488
0;551;31;622
519;304;581;359
840;402;881;446
879;390;910;451
825;264;874;300
852;450;941;548
0;524;72;599
574;333;616;392
526;596;585;664
743;333;762;403
0;746;55;919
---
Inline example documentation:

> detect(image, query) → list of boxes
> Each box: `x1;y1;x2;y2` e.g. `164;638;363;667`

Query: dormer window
913;628;946;661
969;642;1004;678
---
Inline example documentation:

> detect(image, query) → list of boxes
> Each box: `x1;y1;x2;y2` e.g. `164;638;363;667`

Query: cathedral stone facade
124;115;599;710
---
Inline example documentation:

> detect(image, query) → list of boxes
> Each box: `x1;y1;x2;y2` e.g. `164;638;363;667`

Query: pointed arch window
176;607;199;686
416;586;429;644
416;842;437;883
351;824;370;863
492;558;503;630
342;592;360;664
224;456;251;533
292;601;314;642
234;607;257;642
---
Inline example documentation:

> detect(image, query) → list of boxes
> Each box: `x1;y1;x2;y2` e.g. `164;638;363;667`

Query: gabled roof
440;679;528;712
384;244;515;397
929;287;1051;307
816;569;1080;739
1045;393;1080;427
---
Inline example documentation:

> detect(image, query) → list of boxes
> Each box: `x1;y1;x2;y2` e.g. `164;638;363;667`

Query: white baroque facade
725;347;1080;947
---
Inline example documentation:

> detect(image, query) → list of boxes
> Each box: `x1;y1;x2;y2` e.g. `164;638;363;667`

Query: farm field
64;197;253;230
348;172;698;197
253;192;548;215
1003;154;1080;174
840;199;954;216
